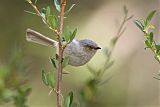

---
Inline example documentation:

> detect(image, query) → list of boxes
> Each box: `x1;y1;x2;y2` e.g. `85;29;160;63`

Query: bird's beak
95;46;101;50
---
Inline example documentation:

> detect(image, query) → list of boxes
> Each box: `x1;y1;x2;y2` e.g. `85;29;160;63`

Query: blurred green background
0;0;159;107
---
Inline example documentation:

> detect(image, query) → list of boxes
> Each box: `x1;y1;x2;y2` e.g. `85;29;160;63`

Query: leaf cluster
134;11;160;62
135;10;160;80
79;6;133;105
25;0;79;107
41;56;70;91
0;45;30;107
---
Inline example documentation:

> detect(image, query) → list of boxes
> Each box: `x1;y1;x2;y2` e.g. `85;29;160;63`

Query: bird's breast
64;41;91;66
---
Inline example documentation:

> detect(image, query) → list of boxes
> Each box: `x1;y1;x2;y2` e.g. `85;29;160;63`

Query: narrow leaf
24;10;37;15
156;44;160;51
62;56;70;68
65;4;76;15
53;0;61;12
47;72;55;88
64;27;72;43
149;32;153;42
46;6;51;17
41;70;49;86
69;28;77;43
134;20;144;31
41;8;47;14
41;8;47;20
64;91;74;107
50;58;57;69
145;40;151;48
47;15;58;29
146;10;156;26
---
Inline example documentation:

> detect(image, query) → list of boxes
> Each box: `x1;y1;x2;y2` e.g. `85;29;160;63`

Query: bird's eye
87;46;92;50
84;45;93;51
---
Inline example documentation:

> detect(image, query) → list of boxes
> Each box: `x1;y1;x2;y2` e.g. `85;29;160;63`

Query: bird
26;28;101;66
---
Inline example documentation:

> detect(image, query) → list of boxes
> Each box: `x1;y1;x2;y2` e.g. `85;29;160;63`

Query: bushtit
26;29;101;66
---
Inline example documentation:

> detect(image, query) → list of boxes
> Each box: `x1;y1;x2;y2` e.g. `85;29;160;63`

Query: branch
27;1;59;34
56;0;67;107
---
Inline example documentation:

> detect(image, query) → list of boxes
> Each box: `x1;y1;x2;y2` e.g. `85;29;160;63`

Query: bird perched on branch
26;29;101;66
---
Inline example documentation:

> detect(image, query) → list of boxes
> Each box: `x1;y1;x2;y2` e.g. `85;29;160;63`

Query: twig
27;1;59;34
56;0;67;107
26;0;68;106
99;10;133;78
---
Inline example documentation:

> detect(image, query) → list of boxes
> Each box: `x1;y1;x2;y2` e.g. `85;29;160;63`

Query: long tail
26;28;58;48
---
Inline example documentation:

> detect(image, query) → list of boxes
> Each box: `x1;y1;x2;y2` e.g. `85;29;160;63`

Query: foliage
0;44;31;107
78;6;133;106
134;10;160;80
26;0;77;107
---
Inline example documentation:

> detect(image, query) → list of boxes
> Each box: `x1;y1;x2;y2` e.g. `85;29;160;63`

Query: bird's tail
26;28;58;48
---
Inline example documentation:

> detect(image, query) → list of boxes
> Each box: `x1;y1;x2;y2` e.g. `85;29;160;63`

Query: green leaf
41;70;49;86
64;91;74;107
145;10;156;26
134;20;144;31
41;70;55;88
69;28;77;43
63;28;77;43
47;15;58;29
41;8;47;19
149;32;153;42
41;8;47;14
145;40;151;48
62;56;70;68
46;6;51;17
156;44;160;53
24;10;37;15
50;58;57;69
47;72;55;88
64;27;72;43
53;0;61;12
65;4;76;15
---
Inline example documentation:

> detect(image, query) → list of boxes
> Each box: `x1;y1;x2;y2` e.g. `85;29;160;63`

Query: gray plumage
26;29;101;66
